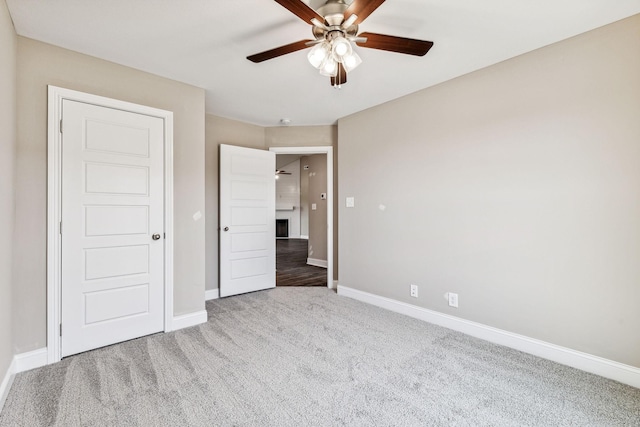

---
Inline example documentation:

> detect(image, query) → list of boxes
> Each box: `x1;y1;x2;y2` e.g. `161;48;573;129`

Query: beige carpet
1;287;638;426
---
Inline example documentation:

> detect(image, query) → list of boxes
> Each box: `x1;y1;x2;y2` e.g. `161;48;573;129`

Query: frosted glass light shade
319;57;338;77
342;51;362;73
331;36;352;62
307;42;330;69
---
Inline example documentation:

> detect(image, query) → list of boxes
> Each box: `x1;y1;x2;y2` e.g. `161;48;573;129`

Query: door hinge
59;119;63;134
59;324;62;336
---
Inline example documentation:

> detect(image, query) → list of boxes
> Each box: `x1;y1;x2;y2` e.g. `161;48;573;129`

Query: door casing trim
46;86;175;364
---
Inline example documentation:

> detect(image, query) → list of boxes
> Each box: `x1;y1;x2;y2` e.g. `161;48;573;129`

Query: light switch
346;197;355;208
312;203;317;210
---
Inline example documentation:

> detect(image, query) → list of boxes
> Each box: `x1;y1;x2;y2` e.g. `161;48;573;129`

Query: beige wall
14;37;206;352
305;155;328;263
338;15;640;367
265;126;336;148
205;115;265;292
0;0;17;384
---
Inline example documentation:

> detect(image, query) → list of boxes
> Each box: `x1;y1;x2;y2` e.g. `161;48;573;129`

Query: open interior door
219;144;276;297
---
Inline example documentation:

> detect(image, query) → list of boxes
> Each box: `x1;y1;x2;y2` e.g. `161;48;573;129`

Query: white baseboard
300;235;309;240
0;358;16;412
172;310;207;331
337;285;640;389
307;258;328;268
1;347;48;413
15;348;47;373
205;289;219;301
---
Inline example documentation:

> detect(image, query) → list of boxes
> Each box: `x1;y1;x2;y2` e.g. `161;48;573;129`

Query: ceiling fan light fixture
319;57;338;77
331;36;352;62
341;51;362;73
247;0;434;87
307;42;330;69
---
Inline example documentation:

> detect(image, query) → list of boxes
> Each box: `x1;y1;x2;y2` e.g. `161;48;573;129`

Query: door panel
85;163;149;195
231;206;268;225
220;144;276;297
84;284;150;324
61;99;164;357
84;119;151;156
84;245;149;280
231;232;269;252
84;205;149;236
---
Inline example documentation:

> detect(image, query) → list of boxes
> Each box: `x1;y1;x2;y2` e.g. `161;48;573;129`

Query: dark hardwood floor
276;239;327;287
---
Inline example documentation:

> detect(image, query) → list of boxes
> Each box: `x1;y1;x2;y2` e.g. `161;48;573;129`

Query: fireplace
276;219;289;238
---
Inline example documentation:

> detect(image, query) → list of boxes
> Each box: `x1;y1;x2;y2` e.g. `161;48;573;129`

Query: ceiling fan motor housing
318;0;349;24
312;0;359;39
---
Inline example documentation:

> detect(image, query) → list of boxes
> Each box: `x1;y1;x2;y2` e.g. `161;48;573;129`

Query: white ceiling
6;0;640;126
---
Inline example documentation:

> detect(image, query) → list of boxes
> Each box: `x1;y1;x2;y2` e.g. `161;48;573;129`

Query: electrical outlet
410;284;418;298
448;292;459;308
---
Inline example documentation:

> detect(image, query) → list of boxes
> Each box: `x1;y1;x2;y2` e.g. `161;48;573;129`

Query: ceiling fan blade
247;39;314;63
344;0;386;25
356;32;433;56
274;0;325;24
330;63;347;86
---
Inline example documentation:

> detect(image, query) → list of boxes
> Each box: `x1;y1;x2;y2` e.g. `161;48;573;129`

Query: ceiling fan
247;0;434;87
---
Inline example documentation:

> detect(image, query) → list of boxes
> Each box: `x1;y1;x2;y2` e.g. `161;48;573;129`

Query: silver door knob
223;226;229;232
152;233;161;240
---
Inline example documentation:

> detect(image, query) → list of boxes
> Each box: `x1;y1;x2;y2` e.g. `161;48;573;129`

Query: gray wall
338;15;640;367
305;155;328;263
13;37;206;353
0;0;17;384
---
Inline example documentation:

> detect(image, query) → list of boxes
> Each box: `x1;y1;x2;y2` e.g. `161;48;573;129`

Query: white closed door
219;144;276;297
61;99;165;357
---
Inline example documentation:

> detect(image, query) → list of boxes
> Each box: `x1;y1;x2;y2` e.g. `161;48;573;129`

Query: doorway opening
270;147;334;289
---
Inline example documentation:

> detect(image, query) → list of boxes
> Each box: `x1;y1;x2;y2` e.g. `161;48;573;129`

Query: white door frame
269;146;334;288
46;86;174;364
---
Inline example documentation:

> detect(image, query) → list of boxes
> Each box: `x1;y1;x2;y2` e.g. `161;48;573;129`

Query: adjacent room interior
275;153;329;287
1;0;639;424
